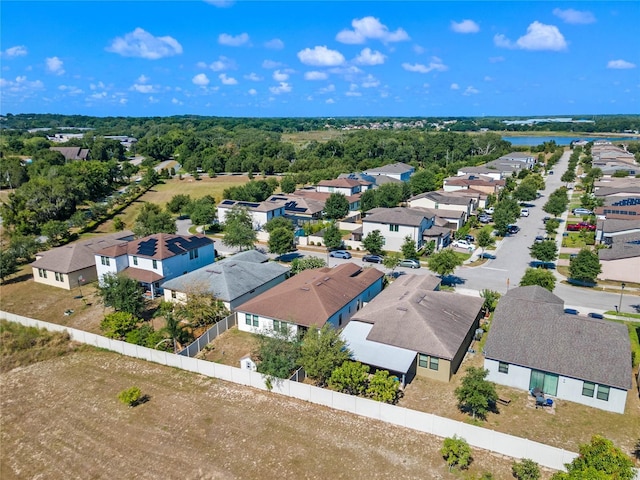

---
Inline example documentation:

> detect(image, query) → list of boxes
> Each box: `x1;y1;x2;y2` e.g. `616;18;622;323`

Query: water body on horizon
502;136;640;146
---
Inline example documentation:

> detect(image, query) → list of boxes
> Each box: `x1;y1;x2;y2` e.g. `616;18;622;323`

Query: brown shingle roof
484;286;632;390
49;146;90;160
236;263;383;327
317;178;364;188
97;234;213;260
31;231;134;273
121;267;164;283
351;275;482;360
364;207;432;227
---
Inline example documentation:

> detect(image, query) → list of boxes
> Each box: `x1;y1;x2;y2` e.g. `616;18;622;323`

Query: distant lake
502;136;640;146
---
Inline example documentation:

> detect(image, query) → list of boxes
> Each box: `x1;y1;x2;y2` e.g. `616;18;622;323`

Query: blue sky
1;1;638;117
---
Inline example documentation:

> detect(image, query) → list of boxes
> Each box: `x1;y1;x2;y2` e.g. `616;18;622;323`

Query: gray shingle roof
160;250;289;302
599;219;640;234
364;207;432;227
484;286;632;390
598;233;640;261
351;275;483;360
408;191;473;206
363;162;414;175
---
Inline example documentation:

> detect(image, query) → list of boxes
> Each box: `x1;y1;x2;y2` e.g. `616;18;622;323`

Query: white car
484;207;495;215
520;208;530;217
452;239;474;250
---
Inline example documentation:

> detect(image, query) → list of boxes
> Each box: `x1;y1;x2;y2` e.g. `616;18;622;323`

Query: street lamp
618;282;626;314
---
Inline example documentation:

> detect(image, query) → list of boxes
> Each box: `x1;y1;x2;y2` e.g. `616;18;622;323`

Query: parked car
542;216;551;223
464;234;475;243
478;215;493;224
507;225;520;234
362;254;384;264
398;259;420;269
564;308;579;315
452;239;474;250
530;260;556;269
329;250;351;259
520;208;530;217
484;207;495;215
588;312;604;319
534;235;545;243
548;170;554;175
572;208;593;216
566;222;596;232
479;252;496;260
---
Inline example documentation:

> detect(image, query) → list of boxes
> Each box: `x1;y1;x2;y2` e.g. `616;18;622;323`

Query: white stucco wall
95;254;128;284
316;185;357;196
485;359;628;414
362;219;429;252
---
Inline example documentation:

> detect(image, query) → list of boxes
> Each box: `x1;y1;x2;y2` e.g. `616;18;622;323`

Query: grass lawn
605;311;640;319
281;130;344;150
200;326;259;366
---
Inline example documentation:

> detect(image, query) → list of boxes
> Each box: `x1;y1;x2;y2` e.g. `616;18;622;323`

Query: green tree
118;386;143;407
513;181;538;202
264;216;294;233
324;193;349;220
383;252;402;275
140;167;159;188
133;202;176;237
529;240;558;263
366;369;401;404
519;268;556;292
254;329;301;379
41;219;71;247
493;198;520;237
268;226;295;257
441;435;473;471
97;273;146;316
113;217;125;231
0;248;19;283
174;292;229;329
428;249;463;278
166;194;192;214
100;311;140;340
299;325;352;386
280;176;297;194
362;229;384;255
477;228;494;252
568;248;602;284
543;189;569;217
512;459;541;480
223;205;257;251
322;222;343;250
551;436;634;480
561;169;576;186
454;367;498;420
189;197;217;226
401;236;418;260
290;256;327;274
545;218;560;235
329;361;370;396
480;289;501;314
8;234;40;263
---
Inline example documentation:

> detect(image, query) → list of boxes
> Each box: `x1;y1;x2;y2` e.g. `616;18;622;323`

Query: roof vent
396;307;408;312
300;287;310;291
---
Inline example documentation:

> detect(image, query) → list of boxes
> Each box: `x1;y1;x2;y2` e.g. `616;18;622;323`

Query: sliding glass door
529;369;559;396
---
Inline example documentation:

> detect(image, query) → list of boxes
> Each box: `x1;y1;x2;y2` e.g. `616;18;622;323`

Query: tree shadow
278;252;304;262
2;272;33;285
441;275;466;286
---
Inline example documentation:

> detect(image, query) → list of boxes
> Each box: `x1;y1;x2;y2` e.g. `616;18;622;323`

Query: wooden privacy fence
1;310;582;473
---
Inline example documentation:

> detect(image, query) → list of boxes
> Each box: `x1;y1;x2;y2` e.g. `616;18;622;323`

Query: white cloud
484;76;493;82
204;0;234;7
552;8;596;24
463;86;479;95
192;73;210;86
148;96;159;104
89;92;107;100
326;98;335;104
58;85;83;95
345;84;361;97
607;59;636;69
205;56;236;71
106;28;183;59
244;72;262;81
402;57;448;73
450;83;460;90
90;81;105;90
318;84;336;94
297;46;345;66
361;74;379;88
269;82;292;94
354;48;386;66
131;83;155;93
336;16;409;44
0;76;44;95
413;45;425;55
273;70;289;81
451;19;480;34
171;97;183;105
46;56;65;75
137;74;150;83
218;33;249;47
262;59;282;69
248;88;257;95
2;45;28;58
494;22;567;51
264;38;284;50
304;71;328;80
219;73;238;85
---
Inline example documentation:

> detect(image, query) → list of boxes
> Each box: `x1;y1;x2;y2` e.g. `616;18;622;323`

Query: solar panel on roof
221;200;235;205
238;202;260;208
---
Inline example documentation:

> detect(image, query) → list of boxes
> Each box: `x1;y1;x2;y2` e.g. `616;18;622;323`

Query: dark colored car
564;308;579;315
465;234;475;243
530;260;555;269
566;222;596;232
588;312;604;319
542;216;551;223
362;254;384;264
534;235;545;243
479;252;496;260
507;225;520;234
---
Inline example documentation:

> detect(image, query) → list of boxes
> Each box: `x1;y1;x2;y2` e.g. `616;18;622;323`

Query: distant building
362;162;415;182
49;146;90;161
216;199;286;231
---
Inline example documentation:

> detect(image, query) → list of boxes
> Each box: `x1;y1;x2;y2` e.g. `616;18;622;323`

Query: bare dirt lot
0;349;551;480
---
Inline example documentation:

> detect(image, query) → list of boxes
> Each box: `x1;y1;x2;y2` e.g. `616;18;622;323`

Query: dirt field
0;349;552;480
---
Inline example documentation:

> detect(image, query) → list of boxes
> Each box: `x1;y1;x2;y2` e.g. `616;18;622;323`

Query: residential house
337;172;401;188
236;263;384;337
161;250;290;310
408;190;478;221
456;166;503;181
596;219;640;244
443;174;505;195
217;199;286;231
316;178;372;196
498;152;536;165
362;207;435;252
598;233;640;283
265;194;325;226
484;286;632;414
362;162;415;182
341;275;484;384
49;146;90;161
292;187;362;212
31;231;134;290
95;233;215;297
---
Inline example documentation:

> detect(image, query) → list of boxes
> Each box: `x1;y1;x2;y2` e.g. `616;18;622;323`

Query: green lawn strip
604;311;640;320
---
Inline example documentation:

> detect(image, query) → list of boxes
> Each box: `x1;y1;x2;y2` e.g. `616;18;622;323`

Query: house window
101;256;110;266
189;249;199;260
38;268;47;278
171;290;176;299
389;224;399;232
245;314;252;326
596;385;610;401
152;259;158;269
55;272;64;282
273;320;288;333
252;315;259;327
582;381;595;397
429;357;439;371
133;256;138;266
498;362;509;374
418;354;428;368
338;313;343;326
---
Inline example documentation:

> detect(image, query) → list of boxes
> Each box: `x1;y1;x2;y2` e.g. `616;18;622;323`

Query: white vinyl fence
1;310;579;472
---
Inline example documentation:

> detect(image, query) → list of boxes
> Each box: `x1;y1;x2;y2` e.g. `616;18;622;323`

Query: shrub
512;459;541;480
118;386;142;407
441;435;472;471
